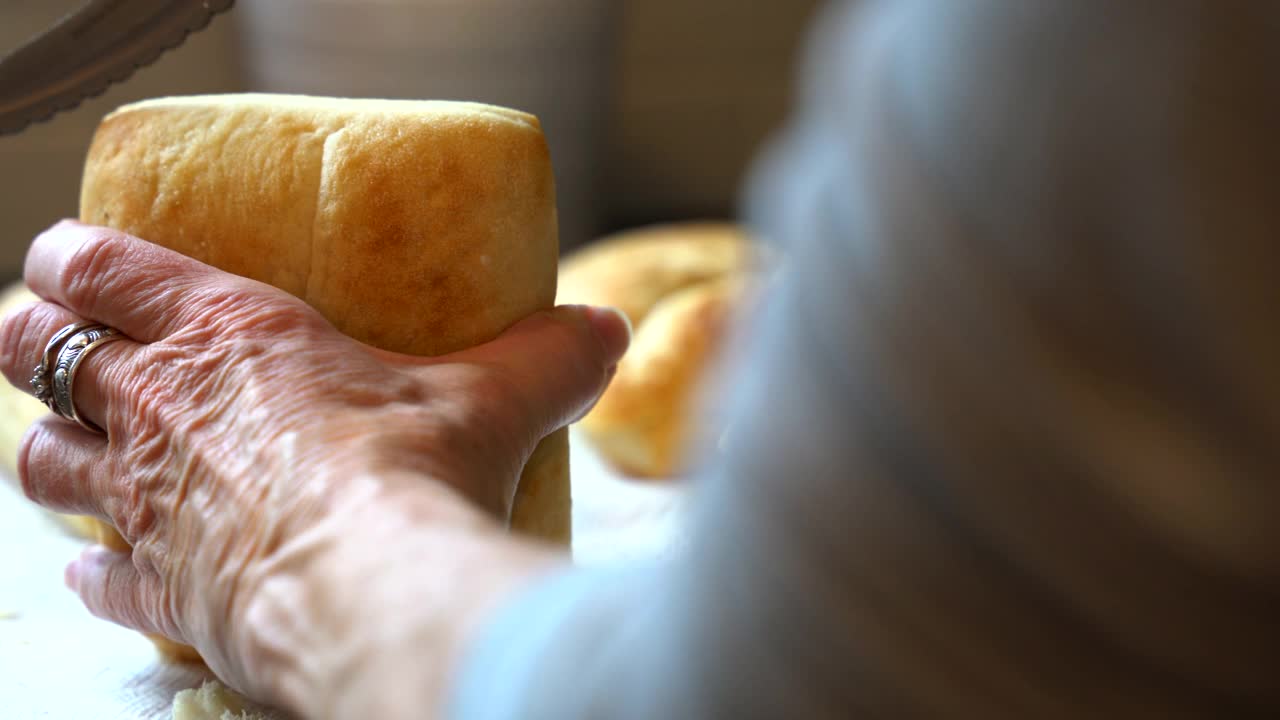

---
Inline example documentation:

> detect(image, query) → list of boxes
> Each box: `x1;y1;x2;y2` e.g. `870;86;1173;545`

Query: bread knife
0;0;236;136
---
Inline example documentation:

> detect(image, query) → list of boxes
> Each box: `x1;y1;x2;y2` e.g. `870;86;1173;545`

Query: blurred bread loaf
74;94;567;659
558;223;762;477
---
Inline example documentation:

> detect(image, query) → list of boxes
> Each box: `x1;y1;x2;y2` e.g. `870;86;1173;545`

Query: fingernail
582;306;632;363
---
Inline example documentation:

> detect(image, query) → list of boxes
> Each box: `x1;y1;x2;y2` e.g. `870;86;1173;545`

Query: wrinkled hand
0;221;628;703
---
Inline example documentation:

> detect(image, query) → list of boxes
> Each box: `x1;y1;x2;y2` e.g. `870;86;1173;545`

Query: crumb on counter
171;680;277;720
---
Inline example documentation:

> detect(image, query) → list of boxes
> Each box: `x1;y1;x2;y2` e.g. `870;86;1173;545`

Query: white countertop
0;430;685;719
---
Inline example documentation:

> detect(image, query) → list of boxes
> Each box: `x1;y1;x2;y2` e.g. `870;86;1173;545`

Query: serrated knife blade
0;0;236;136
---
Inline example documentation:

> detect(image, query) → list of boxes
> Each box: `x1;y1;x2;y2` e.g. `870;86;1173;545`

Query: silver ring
50;325;124;434
30;321;97;410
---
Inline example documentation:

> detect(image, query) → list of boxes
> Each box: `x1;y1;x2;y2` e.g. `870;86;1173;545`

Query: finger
18;415;110;517
0;299;144;435
24;220;258;343
66;545;173;639
0;298;77;392
446;305;631;436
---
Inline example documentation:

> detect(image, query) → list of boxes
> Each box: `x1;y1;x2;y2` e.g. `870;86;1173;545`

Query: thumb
451;305;631;438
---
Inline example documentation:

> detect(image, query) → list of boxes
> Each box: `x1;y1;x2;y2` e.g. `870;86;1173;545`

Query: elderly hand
0;221;629;714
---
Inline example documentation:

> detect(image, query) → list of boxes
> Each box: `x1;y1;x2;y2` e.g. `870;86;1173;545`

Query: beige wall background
0;0;820;278
0;1;244;279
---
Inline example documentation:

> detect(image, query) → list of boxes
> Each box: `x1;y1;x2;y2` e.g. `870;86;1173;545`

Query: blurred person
3;1;1277;718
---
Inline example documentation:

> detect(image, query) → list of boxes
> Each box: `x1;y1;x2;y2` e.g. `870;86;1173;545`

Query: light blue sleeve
448;566;677;720
449;0;1280;716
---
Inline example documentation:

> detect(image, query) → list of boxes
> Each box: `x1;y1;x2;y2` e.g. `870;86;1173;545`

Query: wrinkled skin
0;221;629;706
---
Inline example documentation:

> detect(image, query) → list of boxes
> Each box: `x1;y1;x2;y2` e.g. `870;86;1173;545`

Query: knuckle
88;345;131;427
118;489;158;542
221;296;316;340
129;537;162;575
59;230;127;310
121;347;192;425
121;408;175;472
181;287;254;333
104;352;165;436
179;282;315;342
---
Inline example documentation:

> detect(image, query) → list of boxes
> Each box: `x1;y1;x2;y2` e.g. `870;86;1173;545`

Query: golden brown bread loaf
558;223;761;477
74;94;569;660
80;93;566;540
82;94;558;357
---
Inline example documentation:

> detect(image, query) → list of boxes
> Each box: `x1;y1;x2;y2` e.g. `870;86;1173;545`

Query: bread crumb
172;680;276;720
